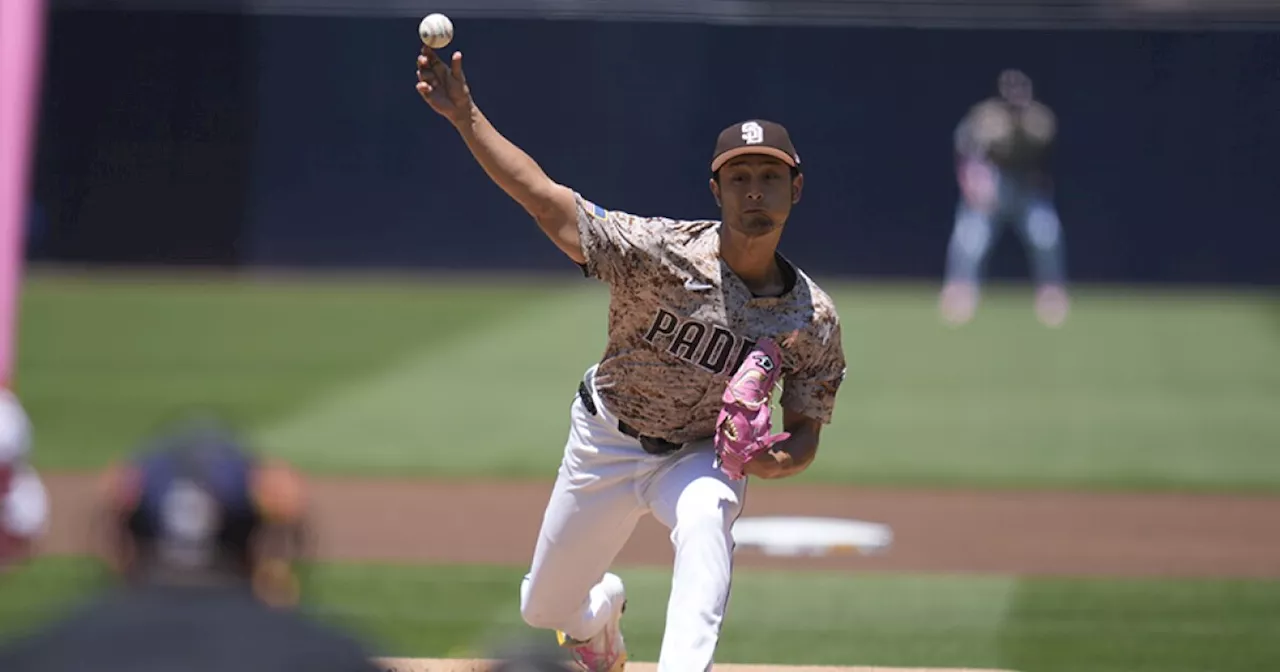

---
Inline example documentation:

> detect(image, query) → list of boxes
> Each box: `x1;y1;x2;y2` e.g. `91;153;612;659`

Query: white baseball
418;13;454;49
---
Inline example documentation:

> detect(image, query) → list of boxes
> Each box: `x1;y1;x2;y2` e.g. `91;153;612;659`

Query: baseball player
941;69;1069;328
0;388;47;568
416;44;847;672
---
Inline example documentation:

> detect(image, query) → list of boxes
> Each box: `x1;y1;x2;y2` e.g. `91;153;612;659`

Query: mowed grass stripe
16;275;563;469
14;275;1280;490
794;284;1280;490
255;284;607;473
252;283;1280;489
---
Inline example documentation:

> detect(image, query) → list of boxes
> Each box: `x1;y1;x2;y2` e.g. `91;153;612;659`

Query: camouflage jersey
574;192;847;446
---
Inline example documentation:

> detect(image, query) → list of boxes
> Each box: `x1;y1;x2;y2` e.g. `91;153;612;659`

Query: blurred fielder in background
941;69;1070;328
0;419;382;672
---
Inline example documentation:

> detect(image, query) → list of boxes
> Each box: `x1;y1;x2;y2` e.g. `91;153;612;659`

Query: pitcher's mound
375;658;1015;672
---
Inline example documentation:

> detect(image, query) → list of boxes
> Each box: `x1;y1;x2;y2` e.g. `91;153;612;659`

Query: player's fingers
430;54;451;83
417;52;436;80
418;63;443;87
450;50;466;84
419;47;451;82
415;81;433;99
417;45;447;74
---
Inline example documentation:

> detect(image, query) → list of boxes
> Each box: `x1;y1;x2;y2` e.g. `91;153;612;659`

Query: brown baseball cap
710;119;802;173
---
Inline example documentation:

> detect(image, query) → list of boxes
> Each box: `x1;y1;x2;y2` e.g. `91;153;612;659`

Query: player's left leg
1015;195;1069;327
643;440;746;672
940;202;999;326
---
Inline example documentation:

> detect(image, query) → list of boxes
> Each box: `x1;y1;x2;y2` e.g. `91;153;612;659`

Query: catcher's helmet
99;417;308;604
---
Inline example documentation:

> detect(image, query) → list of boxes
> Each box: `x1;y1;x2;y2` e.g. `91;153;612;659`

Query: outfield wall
25;6;1280;285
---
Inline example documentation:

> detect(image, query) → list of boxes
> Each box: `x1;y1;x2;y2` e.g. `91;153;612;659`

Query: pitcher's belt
577;380;683;456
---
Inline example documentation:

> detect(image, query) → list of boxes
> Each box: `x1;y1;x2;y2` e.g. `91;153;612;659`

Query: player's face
711;156;802;237
998;70;1033;106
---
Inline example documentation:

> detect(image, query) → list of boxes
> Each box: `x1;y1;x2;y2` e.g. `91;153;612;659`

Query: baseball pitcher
416;43;847;672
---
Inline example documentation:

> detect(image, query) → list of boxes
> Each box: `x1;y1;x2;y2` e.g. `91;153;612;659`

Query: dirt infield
36;473;1280;577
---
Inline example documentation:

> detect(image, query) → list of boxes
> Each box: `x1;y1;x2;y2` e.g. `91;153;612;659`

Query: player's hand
958;159;997;212
416;45;473;127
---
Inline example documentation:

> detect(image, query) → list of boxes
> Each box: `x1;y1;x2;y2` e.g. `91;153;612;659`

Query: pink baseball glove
714;338;790;480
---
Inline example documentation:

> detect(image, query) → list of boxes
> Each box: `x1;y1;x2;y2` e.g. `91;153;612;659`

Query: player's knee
1027;208;1061;248
519;599;558;630
953;215;991;255
672;481;740;547
518;594;555;630
518;574;567;630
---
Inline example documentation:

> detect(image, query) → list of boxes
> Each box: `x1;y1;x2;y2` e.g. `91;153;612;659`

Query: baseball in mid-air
418;13;454;49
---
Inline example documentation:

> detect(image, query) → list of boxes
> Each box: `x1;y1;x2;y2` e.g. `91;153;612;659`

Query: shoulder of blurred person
0;581;382;672
1019;100;1057;145
956;98;1014;157
0;416;381;672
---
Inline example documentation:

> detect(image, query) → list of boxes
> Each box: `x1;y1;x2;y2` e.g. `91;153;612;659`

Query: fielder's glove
714;338;790;480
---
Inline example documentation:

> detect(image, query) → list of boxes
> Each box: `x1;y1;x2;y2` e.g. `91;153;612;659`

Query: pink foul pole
0;0;47;388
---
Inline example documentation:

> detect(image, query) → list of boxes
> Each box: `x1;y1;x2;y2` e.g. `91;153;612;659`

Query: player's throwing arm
414;19;585;265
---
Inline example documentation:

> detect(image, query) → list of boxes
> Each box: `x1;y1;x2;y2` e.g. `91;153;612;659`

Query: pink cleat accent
555;573;628;671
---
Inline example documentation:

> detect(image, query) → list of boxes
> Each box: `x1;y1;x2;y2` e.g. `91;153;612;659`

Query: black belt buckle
578;380;681;456
636;432;682;456
617;419;682;455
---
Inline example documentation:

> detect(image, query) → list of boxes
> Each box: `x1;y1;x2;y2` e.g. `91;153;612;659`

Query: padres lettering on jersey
574;193;847;446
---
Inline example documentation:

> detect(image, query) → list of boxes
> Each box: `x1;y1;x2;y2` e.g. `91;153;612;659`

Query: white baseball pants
519;365;746;672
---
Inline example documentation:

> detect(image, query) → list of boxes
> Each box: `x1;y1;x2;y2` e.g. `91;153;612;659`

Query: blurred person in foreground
0;389;48;569
940;68;1070;328
0;418;382;672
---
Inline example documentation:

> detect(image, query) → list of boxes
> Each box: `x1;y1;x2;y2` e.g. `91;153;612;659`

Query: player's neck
720;232;784;296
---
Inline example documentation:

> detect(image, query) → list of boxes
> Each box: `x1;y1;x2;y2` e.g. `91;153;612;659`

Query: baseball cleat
1035;285;1069;328
556;573;628;671
939;282;978;326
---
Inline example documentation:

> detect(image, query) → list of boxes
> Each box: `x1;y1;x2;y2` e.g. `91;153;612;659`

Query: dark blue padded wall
30;9;1280;284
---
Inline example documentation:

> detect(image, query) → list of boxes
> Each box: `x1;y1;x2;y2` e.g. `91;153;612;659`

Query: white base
730;516;893;557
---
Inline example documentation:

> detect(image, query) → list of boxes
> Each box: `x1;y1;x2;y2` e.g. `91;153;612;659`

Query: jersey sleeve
573;192;669;285
780;320;847;425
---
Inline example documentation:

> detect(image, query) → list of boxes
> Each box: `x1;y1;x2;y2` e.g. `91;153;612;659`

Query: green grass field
3;558;1278;672
15;270;1280;491
7;269;1280;671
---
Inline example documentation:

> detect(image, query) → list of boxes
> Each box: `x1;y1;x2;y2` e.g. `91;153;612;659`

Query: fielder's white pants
520;365;746;672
